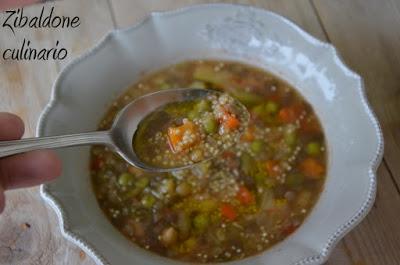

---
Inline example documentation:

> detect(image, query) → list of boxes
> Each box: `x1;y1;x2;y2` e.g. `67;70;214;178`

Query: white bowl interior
39;4;381;265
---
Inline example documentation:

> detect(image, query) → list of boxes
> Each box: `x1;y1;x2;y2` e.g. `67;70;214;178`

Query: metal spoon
0;88;249;172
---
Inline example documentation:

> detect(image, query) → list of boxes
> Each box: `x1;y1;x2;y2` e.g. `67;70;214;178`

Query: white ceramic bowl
38;3;383;265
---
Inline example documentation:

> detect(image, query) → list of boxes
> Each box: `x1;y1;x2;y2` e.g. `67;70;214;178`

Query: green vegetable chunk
250;139;264;153
265;101;279;114
135;177;149;189
285;131;297;146
195;99;212;112
118;173;134;186
306;142;321;156
193;214;209;231
141;194;156;208
202;114;218;134
231;90;263;106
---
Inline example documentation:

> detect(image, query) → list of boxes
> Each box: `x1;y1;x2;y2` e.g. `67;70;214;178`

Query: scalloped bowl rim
37;3;384;265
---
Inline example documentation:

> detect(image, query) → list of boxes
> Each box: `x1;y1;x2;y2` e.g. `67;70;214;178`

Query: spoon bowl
0;88;249;172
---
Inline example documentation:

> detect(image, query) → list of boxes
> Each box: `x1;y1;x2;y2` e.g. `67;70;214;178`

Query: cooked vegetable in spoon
133;92;249;169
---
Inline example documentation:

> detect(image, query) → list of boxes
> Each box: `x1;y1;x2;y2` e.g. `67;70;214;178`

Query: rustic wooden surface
0;0;399;264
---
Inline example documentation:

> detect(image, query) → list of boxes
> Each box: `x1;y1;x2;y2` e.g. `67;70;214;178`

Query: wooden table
0;1;399;264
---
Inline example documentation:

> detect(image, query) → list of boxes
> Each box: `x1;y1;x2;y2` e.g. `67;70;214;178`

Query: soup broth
91;60;327;263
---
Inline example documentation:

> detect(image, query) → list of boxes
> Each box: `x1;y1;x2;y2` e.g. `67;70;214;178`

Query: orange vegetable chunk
167;121;199;153
220;203;237;221
236;186;255;205
265;160;281;177
299;158;324;179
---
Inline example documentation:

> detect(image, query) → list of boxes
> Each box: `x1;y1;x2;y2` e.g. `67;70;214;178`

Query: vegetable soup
91;60;327;263
133;92;249;168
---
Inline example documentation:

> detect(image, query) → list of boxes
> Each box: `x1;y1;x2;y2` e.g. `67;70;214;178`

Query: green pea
285;131;297;146
118;173;134;186
250;140;264;153
193;214;209;231
265;101;279;114
135;177;149;189
306;142;321;156
141;194;156;208
202;115;218;134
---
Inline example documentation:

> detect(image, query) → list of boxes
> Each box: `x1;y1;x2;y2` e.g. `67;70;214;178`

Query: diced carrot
300;115;320;134
241;126;255;142
223;115;240;130
278;104;305;124
217;107;241;132
222;151;235;159
282;224;299;236
236;186;255;205
167;121;199;153
299;158;324;179
265;160;281;177
220;203;237;221
278;107;298;123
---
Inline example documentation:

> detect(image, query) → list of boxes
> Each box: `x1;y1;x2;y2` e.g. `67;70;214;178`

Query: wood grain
0;0;399;264
311;0;400;187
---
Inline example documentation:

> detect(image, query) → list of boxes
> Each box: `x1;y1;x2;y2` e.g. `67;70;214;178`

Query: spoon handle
0;131;112;158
